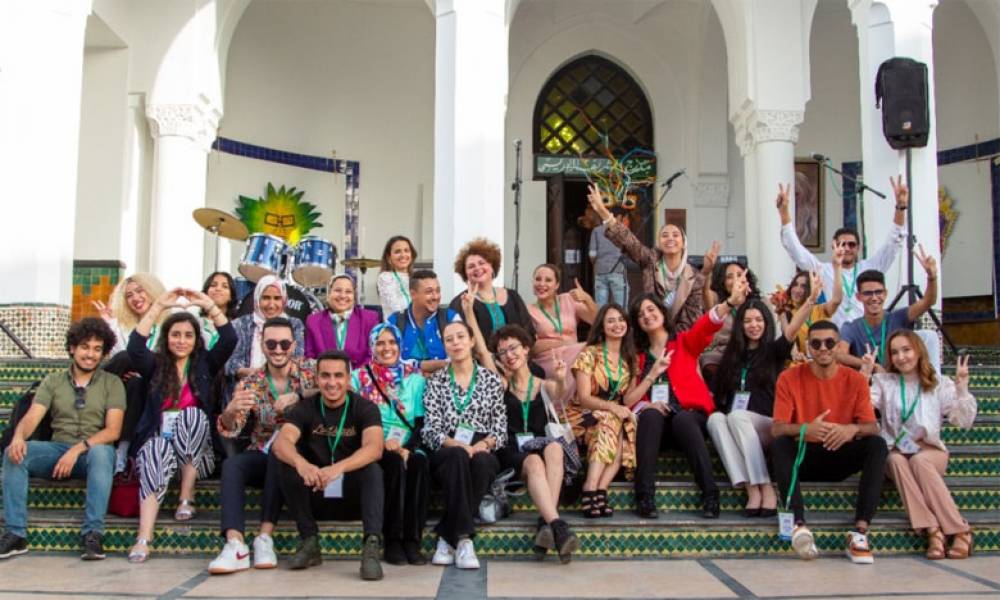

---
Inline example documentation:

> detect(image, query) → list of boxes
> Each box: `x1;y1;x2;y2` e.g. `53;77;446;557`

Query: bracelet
895;205;907;211
725;299;738;309
82;439;91;451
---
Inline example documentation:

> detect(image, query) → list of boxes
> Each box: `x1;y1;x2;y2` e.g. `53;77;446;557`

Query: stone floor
1;554;999;600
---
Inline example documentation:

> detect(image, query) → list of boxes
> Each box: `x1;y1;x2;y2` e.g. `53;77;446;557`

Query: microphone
514;139;522;148
661;168;686;188
811;152;829;162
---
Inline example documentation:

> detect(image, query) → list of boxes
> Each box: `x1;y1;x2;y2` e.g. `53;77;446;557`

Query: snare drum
239;233;290;282
292;236;337;287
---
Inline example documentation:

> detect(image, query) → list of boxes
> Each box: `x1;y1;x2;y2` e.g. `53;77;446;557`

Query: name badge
323;475;344;498
262;430;279;455
516;433;534;451
895;429;920;455
651;384;670;405
161;410;181;441
732;392;751;412
386;426;409;445
778;510;795;541
453;423;475;445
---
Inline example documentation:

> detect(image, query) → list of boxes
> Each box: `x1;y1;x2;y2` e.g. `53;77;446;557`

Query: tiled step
11;509;1000;559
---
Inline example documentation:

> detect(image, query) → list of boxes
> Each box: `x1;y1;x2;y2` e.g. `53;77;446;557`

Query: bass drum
236;280;323;325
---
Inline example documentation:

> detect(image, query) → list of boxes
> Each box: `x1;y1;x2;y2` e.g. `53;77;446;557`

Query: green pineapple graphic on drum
236;182;322;246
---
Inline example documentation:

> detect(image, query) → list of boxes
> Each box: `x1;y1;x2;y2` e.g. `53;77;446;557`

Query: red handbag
107;458;140;518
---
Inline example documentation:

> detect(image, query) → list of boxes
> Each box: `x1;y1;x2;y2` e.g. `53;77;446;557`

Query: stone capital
731;105;804;156
145;100;221;152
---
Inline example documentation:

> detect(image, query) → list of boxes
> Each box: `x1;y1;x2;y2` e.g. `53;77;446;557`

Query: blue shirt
398;306;461;361
841;307;913;364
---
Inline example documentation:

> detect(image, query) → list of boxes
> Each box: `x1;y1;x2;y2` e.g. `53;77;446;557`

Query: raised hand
727;272;748;307
184;289;215;311
91;300;113;322
461;282;477;317
776;183;791;213
890;175;909;209
587;183;612;222
831;240;846;267
914;243;938;279
155;288;185;310
808;271;823;303
701;241;721;276
859;344;877;379
650;350;674;379
569;278;591;304
954;353;970;391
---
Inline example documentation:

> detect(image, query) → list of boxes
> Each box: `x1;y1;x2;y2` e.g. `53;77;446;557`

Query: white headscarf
250;275;288;368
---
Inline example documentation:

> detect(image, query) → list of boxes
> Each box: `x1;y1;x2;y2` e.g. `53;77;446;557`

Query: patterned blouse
217;359;317;451
377;271;411;318
571;344;634;403
422;364;507;451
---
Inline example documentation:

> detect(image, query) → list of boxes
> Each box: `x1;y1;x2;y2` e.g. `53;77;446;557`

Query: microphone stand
511;140;523;293
816;158;885;258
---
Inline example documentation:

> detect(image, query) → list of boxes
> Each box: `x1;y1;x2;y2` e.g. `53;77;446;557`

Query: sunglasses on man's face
264;339;294;351
809;338;837;351
839;241;859;249
74;386;86;410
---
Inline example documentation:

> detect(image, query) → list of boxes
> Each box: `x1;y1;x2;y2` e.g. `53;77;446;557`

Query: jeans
594;272;628;306
3;441;115;537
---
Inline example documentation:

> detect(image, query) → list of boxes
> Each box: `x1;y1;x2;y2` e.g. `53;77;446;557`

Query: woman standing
423;321;507;570
867;331;977;559
351;323;429;565
376;235;418;318
624;274;747;519
305;274;380;368
527;264;597;403
126;289;236;563
707;275;819;517
587;184;710;332
199;271;239;350
567;303;637;519
225;275;305;382
448;238;536;344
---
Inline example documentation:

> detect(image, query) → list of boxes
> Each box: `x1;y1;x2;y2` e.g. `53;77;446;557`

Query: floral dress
568;344;637;477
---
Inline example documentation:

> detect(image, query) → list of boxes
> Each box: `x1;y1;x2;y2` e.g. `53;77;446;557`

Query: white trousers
706;410;773;487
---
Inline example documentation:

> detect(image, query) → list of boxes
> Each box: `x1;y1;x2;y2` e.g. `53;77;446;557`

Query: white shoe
208;538;250;574
455;538;480;570
252;534;277;569
846;530;874;564
431;538;455;566
791;525;819;560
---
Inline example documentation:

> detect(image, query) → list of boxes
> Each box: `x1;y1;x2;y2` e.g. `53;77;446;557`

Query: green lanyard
449;363;479;414
393;271;411;304
860;317;888;363
739;366;749;392
603;343;624;400
331;314;348;350
319;395;350;463
266;370;291;403
783;424;809;510
842;265;859;314
536;300;562;335
895;376;920;444
520;375;535;432
646;350;666;384
477;287;506;330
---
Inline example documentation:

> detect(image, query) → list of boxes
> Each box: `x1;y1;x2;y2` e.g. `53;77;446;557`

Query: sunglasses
264;339;294;351
73;385;86;410
839;241;859;249
860;289;886;298
809;338;837;351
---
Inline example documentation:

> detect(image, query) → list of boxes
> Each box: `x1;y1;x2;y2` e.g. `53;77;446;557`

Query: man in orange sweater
771;320;887;565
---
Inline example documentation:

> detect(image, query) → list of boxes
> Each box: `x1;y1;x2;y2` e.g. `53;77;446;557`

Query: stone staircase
1;351;998;560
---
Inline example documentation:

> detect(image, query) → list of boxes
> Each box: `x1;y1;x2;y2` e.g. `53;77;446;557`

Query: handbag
478;468;517;523
540;387;574;443
107;457;140;518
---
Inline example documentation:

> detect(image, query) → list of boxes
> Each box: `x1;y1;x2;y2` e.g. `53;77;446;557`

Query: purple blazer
304;305;380;368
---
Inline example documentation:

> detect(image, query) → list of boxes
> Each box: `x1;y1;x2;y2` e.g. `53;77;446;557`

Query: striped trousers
136;407;215;502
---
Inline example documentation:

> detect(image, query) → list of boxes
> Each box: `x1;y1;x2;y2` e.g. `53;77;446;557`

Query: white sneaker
252;534;277;569
846;530;874;564
791;525;819;560
431;538;455;566
455;538;480;570
208;539;250;574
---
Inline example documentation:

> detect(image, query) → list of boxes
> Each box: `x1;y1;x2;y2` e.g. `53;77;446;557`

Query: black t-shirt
713;336;793;417
284;391;382;465
503;387;549;439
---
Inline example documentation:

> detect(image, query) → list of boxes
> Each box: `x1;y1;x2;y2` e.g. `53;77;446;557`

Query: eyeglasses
496;343;522;359
808;338;837;351
73;385;86;410
264;339;294;351
860;289;886;298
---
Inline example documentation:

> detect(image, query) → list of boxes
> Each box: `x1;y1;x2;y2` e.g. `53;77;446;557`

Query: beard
73;359;99;374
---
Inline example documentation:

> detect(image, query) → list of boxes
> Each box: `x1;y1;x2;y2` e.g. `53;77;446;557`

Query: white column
0;0;91;306
146;102;220;289
733;107;804;292
851;0;940;300
433;0;507;299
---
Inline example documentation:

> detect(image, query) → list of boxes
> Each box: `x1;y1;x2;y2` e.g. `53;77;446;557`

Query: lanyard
520;375;535;432
407;309;430;358
603;343;624;399
319;395;350;463
739;366;749;392
393;271;411;304
842;265;859;314
477;287;506;330
449;363;479;414
266;370;292;403
860;317;888;363
783;424;808;510
536;300;562;335
895;375;920;444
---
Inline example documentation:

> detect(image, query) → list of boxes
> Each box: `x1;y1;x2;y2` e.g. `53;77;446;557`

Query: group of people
0;176;980;577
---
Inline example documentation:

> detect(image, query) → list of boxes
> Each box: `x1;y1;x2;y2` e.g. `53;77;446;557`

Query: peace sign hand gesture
701;241;721;276
859;344;877;379
954;353;970;392
587;183;612;223
914;243;938;279
92;300;113;322
890;175;909;209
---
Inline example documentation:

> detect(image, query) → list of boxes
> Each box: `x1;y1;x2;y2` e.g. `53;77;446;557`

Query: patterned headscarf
356;322;420;413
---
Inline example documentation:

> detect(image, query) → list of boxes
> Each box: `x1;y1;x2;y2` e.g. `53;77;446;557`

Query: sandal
581;491;601;519
947;529;974;559
128;538;150;564
926;528;945;560
175;499;196;521
596;489;613;518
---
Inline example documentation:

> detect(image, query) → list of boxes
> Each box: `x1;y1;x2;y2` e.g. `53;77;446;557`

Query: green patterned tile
942;424;1000;445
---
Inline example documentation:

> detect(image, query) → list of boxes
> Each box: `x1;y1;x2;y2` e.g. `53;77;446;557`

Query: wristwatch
82;439;91;451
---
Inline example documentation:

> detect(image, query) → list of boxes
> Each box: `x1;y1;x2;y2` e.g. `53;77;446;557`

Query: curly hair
65;318;117;357
109;273;167;330
201;271;239;319
885;330;938;392
380;235;418;273
151;312;204;403
453;238;502;282
489;324;533;354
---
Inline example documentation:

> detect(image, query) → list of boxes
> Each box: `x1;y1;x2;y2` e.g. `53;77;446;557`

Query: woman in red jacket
624;274;748;519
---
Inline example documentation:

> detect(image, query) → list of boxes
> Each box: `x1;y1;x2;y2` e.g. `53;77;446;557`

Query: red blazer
634;311;722;415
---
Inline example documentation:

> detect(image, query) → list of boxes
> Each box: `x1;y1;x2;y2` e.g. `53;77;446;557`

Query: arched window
534;55;653;157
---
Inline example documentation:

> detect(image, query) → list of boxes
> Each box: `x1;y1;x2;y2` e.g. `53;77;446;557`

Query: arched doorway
532;54;655;298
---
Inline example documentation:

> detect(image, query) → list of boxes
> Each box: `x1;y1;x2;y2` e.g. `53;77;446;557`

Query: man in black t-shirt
273;350;384;579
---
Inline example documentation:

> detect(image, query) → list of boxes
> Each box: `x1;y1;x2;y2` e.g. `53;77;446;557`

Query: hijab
355;322;420;414
250;275;288;368
326;273;357;323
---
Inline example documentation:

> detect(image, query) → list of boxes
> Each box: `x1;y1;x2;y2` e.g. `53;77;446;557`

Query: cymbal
193;208;249;241
342;257;381;270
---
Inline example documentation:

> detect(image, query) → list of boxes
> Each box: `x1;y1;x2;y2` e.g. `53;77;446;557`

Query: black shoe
743;507;762;518
288;536;322;570
534;517;554;550
0;532;28;560
81;531;106;561
403;540;427;566
702;492;721;519
759;508;778;518
550;519;579;565
360;535;384;581
635;495;659;519
383;539;407;566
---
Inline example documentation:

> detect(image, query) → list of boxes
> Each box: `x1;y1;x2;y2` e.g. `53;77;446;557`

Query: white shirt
780;222;906;326
870;372;977;452
377;271;410;319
